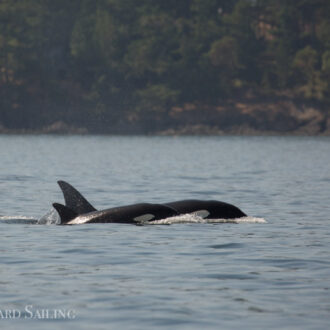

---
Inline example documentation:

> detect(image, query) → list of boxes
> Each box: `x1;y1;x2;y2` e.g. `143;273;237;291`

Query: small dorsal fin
53;203;78;225
57;181;97;214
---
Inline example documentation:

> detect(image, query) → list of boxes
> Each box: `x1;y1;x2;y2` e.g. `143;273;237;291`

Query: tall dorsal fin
57;181;96;214
53;203;78;225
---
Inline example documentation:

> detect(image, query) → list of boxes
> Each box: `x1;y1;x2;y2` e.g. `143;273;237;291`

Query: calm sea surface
0;135;329;329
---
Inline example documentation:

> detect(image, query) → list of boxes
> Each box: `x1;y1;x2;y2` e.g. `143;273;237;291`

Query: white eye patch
134;214;155;222
194;210;210;218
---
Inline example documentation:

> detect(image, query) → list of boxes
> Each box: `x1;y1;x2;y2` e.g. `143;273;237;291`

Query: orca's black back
165;200;246;219
86;203;179;224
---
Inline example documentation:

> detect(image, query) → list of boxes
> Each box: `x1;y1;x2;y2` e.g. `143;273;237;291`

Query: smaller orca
164;200;246;219
53;202;178;225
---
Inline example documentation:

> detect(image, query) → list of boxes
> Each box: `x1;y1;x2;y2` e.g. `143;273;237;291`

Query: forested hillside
1;0;330;134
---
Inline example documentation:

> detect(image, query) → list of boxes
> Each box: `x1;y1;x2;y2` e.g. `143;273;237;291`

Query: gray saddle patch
194;210;210;218
134;214;155;222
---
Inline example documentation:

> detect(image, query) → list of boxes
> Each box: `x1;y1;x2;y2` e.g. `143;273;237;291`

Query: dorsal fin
57;181;96;214
53;203;78;224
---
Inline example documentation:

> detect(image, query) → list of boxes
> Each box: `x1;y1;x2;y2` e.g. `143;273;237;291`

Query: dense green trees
0;0;329;132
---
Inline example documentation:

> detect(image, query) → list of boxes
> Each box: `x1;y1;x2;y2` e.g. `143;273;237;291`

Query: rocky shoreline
159;99;330;136
1;99;329;136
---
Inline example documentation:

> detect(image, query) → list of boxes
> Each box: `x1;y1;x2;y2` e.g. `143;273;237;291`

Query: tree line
0;0;329;132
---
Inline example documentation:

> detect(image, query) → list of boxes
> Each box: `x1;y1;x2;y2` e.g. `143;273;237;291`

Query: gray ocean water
0;135;329;329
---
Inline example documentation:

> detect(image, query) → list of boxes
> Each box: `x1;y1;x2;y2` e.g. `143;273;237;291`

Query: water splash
146;214;267;225
37;208;60;225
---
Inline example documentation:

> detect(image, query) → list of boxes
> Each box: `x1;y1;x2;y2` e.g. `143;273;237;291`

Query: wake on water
0;215;39;224
147;214;266;225
0;209;60;225
0;210;266;225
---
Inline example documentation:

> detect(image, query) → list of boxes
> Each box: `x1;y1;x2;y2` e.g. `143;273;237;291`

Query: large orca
53;202;179;225
56;180;247;222
54;181;178;225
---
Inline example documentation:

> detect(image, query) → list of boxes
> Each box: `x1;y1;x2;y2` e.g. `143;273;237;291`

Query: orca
53;202;179;225
164;200;246;219
56;180;247;222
